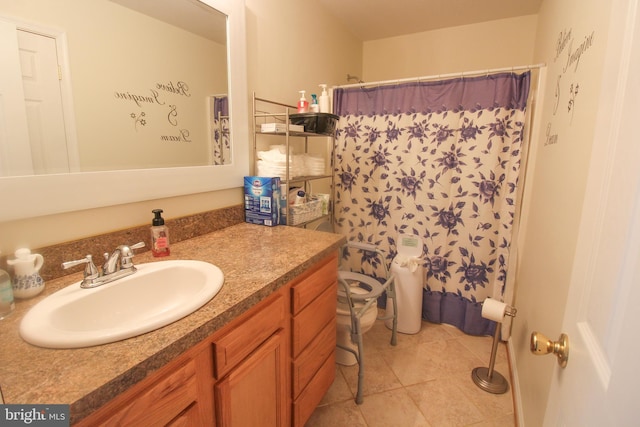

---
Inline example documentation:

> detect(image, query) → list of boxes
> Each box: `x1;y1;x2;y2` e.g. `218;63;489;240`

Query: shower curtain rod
335;63;546;89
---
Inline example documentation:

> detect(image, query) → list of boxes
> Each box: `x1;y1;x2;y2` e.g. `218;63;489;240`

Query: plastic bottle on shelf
297;91;309;113
310;94;319;113
319;84;330;113
294;189;306;205
0;252;15;319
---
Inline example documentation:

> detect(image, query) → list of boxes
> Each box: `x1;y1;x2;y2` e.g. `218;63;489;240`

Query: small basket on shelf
288;197;323;225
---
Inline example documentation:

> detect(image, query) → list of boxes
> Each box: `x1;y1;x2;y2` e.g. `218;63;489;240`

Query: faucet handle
120;242;146;268
62;255;100;281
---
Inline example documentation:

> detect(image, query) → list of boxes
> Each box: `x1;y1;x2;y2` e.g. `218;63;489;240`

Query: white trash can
386;234;424;334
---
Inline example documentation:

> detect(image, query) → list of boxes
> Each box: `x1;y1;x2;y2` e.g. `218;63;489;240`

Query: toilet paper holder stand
471;304;517;394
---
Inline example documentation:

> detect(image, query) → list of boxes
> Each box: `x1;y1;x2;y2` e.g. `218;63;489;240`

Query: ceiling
111;0;227;44
317;0;543;41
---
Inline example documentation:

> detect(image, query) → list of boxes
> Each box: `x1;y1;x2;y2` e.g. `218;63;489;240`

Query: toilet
335;284;379;366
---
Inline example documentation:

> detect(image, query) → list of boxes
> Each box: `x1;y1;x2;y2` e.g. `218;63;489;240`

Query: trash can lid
397;233;423;257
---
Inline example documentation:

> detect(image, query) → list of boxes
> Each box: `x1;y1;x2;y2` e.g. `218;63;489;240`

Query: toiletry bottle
319;84;330;113
0;252;15;319
150;209;171;257
297;91;309;113
310;94;319;113
7;248;45;299
294;189;306;205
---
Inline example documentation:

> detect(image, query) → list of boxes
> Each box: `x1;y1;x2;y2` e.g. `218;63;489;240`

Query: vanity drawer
292;351;336;427
292;281;337;358
290;254;337;315
213;291;286;379
96;358;199;426
292;320;336;398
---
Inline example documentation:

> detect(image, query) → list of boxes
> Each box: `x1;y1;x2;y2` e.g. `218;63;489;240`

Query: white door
17;29;71;174
0;18;72;176
0;19;33;176
543;0;640;425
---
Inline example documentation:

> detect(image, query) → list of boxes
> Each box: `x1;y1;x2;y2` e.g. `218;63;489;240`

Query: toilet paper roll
481;298;507;322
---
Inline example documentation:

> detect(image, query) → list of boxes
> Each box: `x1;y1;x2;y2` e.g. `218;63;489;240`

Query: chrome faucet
63;242;145;288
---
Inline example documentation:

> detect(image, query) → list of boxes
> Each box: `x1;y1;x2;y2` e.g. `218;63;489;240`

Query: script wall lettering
544;28;595;147
114;80;193;143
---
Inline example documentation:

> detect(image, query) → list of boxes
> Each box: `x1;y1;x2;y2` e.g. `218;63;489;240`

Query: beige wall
513;0;612;425
362;15;537;81
245;0;362;102
0;0;361;252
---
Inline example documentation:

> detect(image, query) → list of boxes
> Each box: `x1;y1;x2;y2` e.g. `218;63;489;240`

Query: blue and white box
244;176;281;226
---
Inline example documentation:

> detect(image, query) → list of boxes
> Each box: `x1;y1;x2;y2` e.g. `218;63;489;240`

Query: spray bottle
310;94;319;112
297;91;309;113
318;84;330;113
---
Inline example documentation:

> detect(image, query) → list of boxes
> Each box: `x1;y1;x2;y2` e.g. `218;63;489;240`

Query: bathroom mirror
0;0;249;221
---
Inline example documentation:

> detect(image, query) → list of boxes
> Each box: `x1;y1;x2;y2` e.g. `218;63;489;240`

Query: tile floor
306;316;516;427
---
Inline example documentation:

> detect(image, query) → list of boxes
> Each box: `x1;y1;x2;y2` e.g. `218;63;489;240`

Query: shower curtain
211;95;230;165
333;72;531;336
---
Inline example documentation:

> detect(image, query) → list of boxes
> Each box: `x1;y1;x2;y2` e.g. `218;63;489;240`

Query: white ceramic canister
7;248;45;299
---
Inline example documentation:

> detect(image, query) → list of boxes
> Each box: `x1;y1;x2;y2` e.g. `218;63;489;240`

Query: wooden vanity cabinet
74;340;215;427
290;254;338;427
212;288;289;427
74;254;337;427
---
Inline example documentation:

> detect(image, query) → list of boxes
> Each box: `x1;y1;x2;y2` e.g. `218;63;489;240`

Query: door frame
1;14;79;172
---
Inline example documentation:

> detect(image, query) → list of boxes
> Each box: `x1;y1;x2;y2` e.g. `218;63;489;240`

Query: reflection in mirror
0;0;230;178
0;0;250;222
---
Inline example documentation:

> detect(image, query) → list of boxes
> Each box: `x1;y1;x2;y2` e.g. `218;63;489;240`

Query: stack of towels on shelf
257;145;325;179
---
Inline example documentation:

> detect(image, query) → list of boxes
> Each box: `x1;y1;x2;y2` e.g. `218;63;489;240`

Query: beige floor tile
309;323;516;427
465;413;516;427
305;399;368;427
456;333;508;365
368;318;454;351
453;364;514;420
339;350;403;397
358;388;432;427
382;338;485;386
319;367;353;406
406;378;485;427
434;339;488;376
380;341;443;386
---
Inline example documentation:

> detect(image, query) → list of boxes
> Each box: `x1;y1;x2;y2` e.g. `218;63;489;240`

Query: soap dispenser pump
319;84;330;113
150;209;170;257
297;90;309;113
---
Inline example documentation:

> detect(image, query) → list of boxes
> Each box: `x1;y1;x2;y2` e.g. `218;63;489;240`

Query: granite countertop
0;223;344;423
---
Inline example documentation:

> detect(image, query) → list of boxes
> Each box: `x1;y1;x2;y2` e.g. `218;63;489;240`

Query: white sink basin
20;260;224;349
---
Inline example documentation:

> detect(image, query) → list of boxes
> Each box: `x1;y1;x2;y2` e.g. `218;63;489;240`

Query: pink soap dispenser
297;90;309;113
150;209;170;257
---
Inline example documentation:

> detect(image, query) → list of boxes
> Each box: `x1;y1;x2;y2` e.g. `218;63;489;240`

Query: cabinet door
214;330;288;427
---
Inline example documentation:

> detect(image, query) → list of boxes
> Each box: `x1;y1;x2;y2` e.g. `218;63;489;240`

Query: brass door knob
530;331;569;368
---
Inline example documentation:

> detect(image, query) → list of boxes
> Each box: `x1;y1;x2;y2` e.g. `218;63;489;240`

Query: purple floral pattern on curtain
333;72;530;336
212;96;230;165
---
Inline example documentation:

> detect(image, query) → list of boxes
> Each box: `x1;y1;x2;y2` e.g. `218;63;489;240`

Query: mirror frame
0;0;249;222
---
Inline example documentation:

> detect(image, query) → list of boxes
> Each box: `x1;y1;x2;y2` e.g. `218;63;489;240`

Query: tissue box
244;176;281;226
